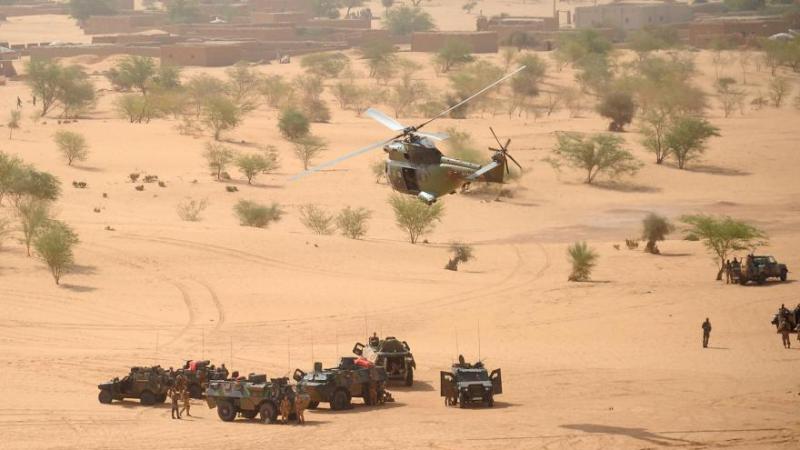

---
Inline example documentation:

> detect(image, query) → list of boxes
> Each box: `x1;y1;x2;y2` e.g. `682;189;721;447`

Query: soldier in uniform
180;387;191;417
169;387;181;419
725;260;732;284
779;318;792;349
702;318;712;348
369;332;380;348
369;382;378;406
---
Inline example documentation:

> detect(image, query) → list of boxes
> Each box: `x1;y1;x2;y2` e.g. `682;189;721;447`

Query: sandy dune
1;3;800;449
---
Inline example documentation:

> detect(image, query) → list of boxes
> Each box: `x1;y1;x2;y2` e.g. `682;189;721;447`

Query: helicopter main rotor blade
290;139;389;181
415;131;449;141
507;153;523;170
365;108;406;132
467;161;500;181
489;127;504;150
415;65;527;133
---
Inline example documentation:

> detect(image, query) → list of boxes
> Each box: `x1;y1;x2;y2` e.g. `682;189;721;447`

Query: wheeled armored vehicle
440;359;502;408
735;255;788;285
294;358;388;410
98;366;171;405
353;335;416;386
177;359;228;398
205;373;294;423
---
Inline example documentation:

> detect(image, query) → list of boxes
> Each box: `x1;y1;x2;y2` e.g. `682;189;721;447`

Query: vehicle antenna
335;330;339;358
455;327;459;358
230;336;233;370
287;327;291;374
155;330;159;363
201;328;205;360
311;334;314;365
477;320;481;362
364;314;368;342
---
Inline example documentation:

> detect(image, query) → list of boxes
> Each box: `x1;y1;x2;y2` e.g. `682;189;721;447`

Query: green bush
567;241;597;282
234;200;283;228
389;194;444;244
336;206;371;239
33;220;79;285
299;204;335;235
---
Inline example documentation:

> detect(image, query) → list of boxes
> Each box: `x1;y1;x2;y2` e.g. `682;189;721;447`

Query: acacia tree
598;91;636;132
389;194;444;244
681;215;767;280
664;117;720;169
203;142;236;180
641;213;674;254
435;39;473;73
107;56;157;94
278;108;310;140
16;197;50;257
236;149;279;184
203;95;242;140
34;220;79;285
225;61;262;112
550;132;642;184
53;130;89;166
26;59;63;116
336;206;371;239
384;5;435;36
292;135;327;170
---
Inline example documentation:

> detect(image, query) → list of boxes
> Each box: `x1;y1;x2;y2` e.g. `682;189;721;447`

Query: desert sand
1;1;799;449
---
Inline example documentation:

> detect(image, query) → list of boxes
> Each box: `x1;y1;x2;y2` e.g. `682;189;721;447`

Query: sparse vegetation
681;215;768;280
301;52;350;78
598;91;636;132
292;135;327;171
278;108;310;141
768;76;792;107
68;0;117;21
299;204;335;235
203;95;242;140
16;197;51;257
641;213;674;254
444;242;474;271
33;220;78;285
715;77;745;118
0;217;11;249
261;75;294;109
203;142;237;181
225;61;262;113
335;206;371;239
371;160;386;183
435;39;473;73
234;200;283;228
389;194;444;244
664;117;720;170
549;132;642;184
567;241;597;282
53;130;89;166
26;60;96;118
236;149;279;184
106;56;157;94
176;197;208;222
7;110;20;140
384;5;435;36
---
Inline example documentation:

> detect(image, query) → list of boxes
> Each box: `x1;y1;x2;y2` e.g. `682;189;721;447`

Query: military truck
440;359;502;408
737;255;788;285
98;366;171;405
293;358;388;410
205;374;293;423
177;360;228;398
353;335;416;386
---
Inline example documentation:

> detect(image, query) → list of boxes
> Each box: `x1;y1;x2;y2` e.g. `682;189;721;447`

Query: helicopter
291;66;526;204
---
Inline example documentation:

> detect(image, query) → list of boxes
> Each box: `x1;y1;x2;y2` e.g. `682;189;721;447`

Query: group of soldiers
723;257;743;284
776;304;800;349
168;373;192;420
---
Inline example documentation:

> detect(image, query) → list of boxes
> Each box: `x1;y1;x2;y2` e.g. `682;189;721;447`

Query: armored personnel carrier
177;360;229;398
205;373;293;423
440;358;502;408
97;366;171;405
353;335;416;386
293;357;388;410
737;255;788;285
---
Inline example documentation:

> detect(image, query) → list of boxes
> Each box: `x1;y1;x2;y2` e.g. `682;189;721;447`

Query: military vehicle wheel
459;392;468;409
332;389;350;410
307;401;319;410
241;410;258;420
140;390;156;406
362;383;374;405
189;383;203;399
98;390;113;404
757;274;766;285
156;393;167;403
780;270;787;281
739;276;748;285
217;400;237;422
405;368;414;387
259;402;277;424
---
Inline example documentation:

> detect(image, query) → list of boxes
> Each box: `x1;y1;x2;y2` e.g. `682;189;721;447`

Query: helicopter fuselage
383;138;504;203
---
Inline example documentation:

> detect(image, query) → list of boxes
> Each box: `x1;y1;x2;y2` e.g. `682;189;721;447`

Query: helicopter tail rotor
488;127;522;175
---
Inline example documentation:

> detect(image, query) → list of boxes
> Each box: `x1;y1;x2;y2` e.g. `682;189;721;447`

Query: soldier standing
169;387;181;419
702;318;712;348
779;319;792;349
180;387;191;417
724;260;731;284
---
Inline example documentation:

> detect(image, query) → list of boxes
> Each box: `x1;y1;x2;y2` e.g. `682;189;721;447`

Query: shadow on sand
561;423;703;447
